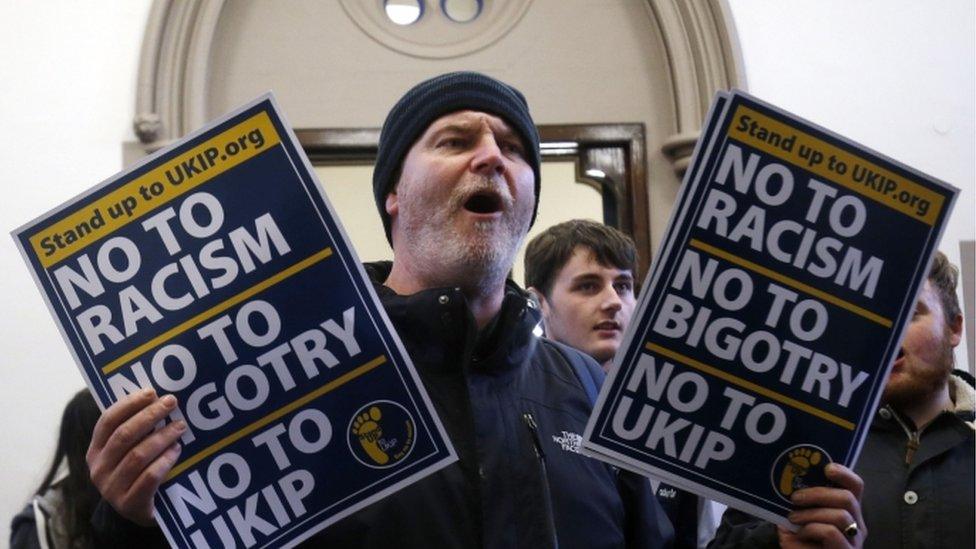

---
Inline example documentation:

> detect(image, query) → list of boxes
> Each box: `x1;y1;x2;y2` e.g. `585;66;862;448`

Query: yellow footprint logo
779;447;822;496
352;406;389;465
348;401;416;469
771;445;831;502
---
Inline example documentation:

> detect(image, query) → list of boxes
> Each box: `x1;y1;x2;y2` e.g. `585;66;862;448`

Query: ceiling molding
646;0;745;176
130;0;745;179
134;0;226;151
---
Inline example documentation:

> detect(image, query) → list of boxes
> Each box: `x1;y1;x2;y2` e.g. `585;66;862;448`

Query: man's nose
601;286;623;312
470;134;505;177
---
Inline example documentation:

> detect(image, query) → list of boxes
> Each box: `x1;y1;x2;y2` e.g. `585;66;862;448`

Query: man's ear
385;191;399;217
948;313;963;347
527;287;551;322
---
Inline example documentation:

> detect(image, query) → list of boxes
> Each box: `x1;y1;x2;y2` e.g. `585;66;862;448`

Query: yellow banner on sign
727;105;943;226
30;112;281;268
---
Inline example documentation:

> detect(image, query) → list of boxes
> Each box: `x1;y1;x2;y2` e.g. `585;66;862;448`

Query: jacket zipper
886;405;921;465
523;412;559;549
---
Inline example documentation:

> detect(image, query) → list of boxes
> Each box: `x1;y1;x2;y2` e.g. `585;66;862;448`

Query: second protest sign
583;90;957;527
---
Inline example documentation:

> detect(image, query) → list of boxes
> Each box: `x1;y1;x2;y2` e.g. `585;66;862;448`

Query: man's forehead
425;110;515;133
564;246;633;278
917;280;939;308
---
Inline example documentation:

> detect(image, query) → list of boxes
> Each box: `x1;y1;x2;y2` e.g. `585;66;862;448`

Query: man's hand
86;388;186;526
776;463;866;548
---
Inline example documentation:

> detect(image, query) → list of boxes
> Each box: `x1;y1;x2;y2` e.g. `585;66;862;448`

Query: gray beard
407;219;524;294
397;179;529;294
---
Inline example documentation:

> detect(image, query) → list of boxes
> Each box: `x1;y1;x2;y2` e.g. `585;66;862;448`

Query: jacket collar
948;371;976;428
364;261;543;374
878;371;976;432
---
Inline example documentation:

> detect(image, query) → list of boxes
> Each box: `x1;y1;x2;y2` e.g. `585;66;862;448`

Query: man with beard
84;72;862;548
709;251;974;549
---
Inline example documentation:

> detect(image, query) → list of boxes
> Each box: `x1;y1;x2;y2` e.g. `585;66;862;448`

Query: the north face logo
552;430;583;454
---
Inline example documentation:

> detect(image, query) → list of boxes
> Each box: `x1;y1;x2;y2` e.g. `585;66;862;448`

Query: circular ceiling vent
340;0;531;59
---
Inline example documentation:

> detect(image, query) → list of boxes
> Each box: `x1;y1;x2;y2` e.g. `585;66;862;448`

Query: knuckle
148;466;169;485
117;493;138;514
152;398;171;414
135;446;153;464
122;448;149;472
99;407;121;429
88;459;111;485
88;462;105;482
106;486;127;508
842;491;858;508
114;425;136;447
135;466;168;497
162;447;181;467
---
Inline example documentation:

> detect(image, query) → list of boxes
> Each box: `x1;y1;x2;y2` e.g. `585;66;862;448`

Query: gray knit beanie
373;71;541;243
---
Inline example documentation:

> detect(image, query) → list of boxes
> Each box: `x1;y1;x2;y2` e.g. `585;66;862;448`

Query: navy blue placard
583;90;958;527
13;94;456;548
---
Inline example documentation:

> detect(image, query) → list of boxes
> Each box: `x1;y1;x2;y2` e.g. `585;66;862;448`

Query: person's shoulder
538;338;602;368
9;500;36;532
9;499;40;549
536;338;605;402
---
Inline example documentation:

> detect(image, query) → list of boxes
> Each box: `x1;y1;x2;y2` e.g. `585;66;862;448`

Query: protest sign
13;94;456;548
583;90;958;527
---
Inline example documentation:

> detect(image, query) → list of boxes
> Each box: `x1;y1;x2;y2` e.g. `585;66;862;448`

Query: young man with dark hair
525;219;638;370
525;219;724;548
710;251;974;548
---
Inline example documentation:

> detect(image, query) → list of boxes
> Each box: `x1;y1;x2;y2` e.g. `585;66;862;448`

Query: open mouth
594;320;621;332
891;348;906;369
463;190;503;214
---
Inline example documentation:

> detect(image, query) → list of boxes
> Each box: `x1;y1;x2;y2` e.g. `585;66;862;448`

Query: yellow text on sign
30;111;281;268
728;105;943;226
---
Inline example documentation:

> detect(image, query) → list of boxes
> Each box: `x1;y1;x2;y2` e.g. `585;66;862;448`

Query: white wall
0;0;972;542
728;0;975;375
0;0;153;541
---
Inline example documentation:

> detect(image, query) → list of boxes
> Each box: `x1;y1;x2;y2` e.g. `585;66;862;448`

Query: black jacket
708;372;975;549
93;263;674;548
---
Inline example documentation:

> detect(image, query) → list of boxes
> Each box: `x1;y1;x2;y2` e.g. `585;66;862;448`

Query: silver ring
842;522;859;539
